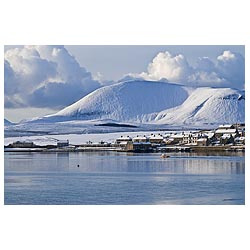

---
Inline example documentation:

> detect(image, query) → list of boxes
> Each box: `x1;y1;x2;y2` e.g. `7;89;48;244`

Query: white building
116;136;132;144
182;133;199;145
133;135;149;143
148;134;164;144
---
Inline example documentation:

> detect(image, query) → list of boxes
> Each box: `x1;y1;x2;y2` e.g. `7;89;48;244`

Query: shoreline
4;145;245;153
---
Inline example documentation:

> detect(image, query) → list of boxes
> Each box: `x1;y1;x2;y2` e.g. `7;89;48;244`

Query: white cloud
133;50;244;89
4;45;100;108
216;50;245;88
5;47;245;112
145;52;193;82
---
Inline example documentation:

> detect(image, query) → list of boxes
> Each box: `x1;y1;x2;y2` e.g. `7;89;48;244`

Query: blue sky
65;45;245;81
4;45;245;122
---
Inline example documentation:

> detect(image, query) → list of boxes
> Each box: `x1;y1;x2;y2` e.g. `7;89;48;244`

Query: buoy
77;164;79;167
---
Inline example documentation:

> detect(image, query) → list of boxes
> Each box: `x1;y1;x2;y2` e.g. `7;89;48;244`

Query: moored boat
161;153;170;158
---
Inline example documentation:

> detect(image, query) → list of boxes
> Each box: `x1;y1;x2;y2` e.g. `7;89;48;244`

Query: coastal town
5;123;245;153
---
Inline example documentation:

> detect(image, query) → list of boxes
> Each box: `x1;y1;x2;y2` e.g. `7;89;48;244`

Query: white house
148;134;164;144
182;133;199;145
133;135;149;143
215;124;238;138
116;136;132;144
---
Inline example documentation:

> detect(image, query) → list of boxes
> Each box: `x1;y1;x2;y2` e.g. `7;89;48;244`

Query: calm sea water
4;151;245;205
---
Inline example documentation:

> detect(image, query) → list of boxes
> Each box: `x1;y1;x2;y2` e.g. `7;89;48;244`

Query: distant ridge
4;119;13;126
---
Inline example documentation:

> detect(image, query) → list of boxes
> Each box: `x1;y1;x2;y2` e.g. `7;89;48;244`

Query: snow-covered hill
5;80;244;138
155;87;245;126
30;80;189;123
26;80;244;126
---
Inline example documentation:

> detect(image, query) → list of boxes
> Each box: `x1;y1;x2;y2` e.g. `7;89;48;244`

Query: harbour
4;151;245;205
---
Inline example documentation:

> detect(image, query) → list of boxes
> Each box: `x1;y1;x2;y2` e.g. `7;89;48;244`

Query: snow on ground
4;130;190;146
5;118;207;138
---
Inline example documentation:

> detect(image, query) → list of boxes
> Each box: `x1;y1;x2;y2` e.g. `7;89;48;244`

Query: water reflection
56;152;69;169
4;151;245;175
4;151;245;205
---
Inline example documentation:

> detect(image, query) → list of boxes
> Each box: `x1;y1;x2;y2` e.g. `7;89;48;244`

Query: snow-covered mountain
33;81;245;124
41;80;189;123
29;80;244;126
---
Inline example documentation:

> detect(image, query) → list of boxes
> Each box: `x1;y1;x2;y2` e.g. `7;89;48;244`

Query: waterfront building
168;134;184;144
197;138;209;146
115;135;132;145
220;134;234;145
12;141;34;148
148;134;164;144
133;135;149;143
215;124;239;139
182;133;199;145
125;141;152;152
57;140;69;148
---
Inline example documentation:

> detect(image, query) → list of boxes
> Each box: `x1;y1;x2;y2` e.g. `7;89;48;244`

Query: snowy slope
154;87;245;125
31;80;189;123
